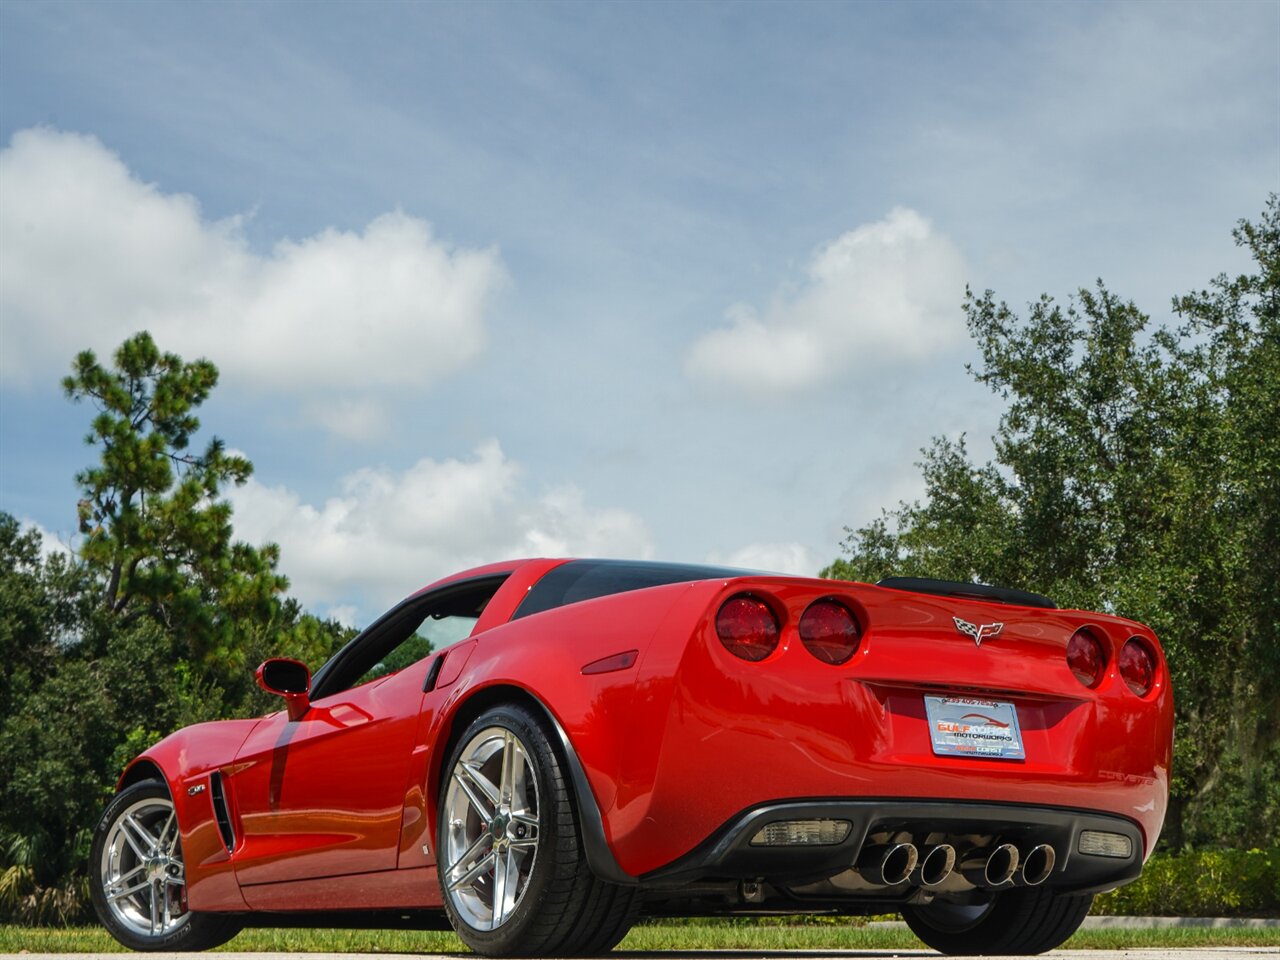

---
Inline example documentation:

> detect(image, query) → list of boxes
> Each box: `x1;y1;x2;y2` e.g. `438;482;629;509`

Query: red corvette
91;559;1172;956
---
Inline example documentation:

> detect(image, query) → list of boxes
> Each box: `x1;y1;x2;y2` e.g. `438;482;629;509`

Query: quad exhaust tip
911;843;957;888
860;839;1053;890
855;842;919;886
984;843;1020;886
1020;843;1056;886
961;842;1020;887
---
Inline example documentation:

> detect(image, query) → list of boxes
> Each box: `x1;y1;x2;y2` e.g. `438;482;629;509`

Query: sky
1;0;1277;626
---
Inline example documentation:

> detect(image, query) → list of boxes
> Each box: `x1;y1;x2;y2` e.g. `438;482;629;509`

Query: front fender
121;718;263;911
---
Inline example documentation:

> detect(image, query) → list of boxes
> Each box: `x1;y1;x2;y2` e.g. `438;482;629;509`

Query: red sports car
91;559;1172;956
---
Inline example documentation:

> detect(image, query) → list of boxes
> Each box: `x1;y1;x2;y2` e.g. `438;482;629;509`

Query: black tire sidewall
903;886;1092;955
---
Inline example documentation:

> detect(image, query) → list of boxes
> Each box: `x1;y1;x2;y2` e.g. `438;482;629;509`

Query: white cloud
304;397;392;443
0;128;506;431
20;517;75;562
515;486;654;560
685;208;967;394
227;440;654;617
707;541;816;577
324;605;360;628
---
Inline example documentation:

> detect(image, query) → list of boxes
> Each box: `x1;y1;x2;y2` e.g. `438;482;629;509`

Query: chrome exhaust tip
983;842;1020;886
962;842;1020;887
1020;844;1056;886
855;842;919;886
911;843;957;888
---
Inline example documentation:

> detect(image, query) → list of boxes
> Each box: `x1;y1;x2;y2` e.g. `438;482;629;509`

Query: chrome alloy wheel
99;796;189;939
442;725;541;931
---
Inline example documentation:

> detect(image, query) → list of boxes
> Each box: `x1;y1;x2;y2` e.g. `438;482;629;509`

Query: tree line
1;334;354;921
1;199;1275;922
825;198;1278;851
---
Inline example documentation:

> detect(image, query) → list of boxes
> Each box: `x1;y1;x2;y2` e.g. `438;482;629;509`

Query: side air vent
209;771;236;853
877;577;1056;610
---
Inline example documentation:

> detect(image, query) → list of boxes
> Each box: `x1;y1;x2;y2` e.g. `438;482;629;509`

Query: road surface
6;951;1280;960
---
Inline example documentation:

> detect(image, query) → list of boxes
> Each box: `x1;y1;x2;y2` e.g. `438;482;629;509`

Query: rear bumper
594;583;1171;877
641;798;1144;897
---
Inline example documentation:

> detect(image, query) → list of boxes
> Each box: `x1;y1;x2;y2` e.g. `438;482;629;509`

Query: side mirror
256;658;311;721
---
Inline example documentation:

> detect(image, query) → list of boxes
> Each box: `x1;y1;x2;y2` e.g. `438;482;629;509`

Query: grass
2;921;1280;953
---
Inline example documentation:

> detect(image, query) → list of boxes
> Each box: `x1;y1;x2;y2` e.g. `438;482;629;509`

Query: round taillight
1066;629;1107;688
716;596;780;662
799;600;861;665
1119;637;1156;696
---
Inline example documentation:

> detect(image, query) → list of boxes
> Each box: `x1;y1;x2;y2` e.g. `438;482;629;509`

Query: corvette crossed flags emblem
953;616;1004;647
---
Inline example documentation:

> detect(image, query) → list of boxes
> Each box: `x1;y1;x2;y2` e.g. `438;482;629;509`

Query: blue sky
2;0;1276;624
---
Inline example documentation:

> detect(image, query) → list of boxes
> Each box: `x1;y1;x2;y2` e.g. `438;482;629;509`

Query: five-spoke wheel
437;703;640;957
99;793;187;938
442;725;541;930
90;780;241;951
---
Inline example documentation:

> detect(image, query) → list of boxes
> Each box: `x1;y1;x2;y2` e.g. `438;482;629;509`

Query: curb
1083;916;1280;929
868;916;1280;930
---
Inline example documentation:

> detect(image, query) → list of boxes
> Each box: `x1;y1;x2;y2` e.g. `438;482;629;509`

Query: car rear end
612;575;1172;913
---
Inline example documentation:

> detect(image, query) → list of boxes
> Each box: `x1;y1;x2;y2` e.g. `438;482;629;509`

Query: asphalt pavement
7;951;1280;960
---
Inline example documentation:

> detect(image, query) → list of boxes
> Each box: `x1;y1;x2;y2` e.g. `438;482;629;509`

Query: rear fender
434;683;636;885
425;584;711;885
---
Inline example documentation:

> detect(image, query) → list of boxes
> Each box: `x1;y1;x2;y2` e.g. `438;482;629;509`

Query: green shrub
1094;847;1280;916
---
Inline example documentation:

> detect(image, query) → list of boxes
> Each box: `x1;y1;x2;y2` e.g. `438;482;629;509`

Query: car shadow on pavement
386;953;936;959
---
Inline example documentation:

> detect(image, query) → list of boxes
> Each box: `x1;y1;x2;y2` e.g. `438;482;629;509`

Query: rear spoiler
876;577;1057;610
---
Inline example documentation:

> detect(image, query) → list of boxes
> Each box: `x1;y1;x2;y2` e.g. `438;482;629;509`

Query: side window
352;631;434;688
311;574;507;698
352;610;479;687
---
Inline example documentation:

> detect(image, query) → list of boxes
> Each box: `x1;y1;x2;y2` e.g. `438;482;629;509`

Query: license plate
924;696;1025;760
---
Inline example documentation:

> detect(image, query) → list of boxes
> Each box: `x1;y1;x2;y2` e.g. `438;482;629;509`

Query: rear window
512;559;748;620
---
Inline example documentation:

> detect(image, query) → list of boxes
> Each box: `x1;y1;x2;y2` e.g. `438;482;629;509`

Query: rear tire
90;780;241;951
902;887;1093;955
436;703;640;956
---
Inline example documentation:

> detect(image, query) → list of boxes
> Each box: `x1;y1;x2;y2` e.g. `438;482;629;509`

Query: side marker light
581;650;639;675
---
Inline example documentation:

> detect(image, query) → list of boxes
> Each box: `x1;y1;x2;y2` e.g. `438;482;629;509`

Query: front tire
90;780;241;952
437;703;639;956
902;886;1093;955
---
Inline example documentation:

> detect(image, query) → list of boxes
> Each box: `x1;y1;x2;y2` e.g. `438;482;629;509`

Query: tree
0;515;110;922
1;333;354;922
825;199;1280;850
0;516;92;720
63;332;287;672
